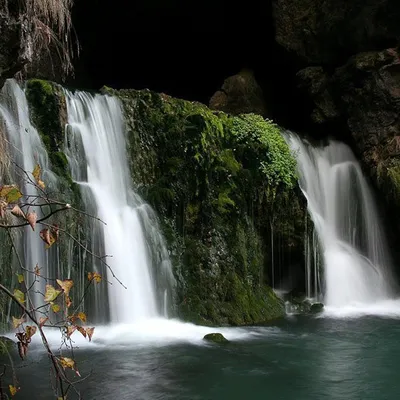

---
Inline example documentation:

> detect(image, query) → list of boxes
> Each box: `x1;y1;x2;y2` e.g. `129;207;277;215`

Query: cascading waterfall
64;90;175;324
0;80;60;308
286;133;395;307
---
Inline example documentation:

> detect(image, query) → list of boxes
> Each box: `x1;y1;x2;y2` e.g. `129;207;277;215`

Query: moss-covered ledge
104;87;307;326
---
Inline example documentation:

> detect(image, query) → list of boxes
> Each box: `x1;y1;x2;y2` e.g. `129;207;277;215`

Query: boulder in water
203;333;229;343
310;302;324;314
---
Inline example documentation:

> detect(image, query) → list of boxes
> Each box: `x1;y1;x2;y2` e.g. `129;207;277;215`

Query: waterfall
0;80;60;308
286;133;395;307
64;90;175;324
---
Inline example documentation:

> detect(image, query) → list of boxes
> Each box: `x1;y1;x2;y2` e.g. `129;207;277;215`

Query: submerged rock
203;333;229;343
310;302;324;314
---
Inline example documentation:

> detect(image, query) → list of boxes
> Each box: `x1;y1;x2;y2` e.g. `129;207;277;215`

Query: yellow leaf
60;356;75;369
66;326;76;338
16;273;24;283
86;327;95;342
56;279;74;296
25;325;37;340
32;164;41;182
26;211;37;231
0;185;22;203
88;272;102;283
44;285;61;302
38;179;45;189
13;289;25;304
77;312;86;323
9;384;19;396
12;316;24;329
11;204;25;219
39;317;48;327
51;303;60;313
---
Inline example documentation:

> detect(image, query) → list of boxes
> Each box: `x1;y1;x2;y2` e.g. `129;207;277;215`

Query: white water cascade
0;80;59;308
286;133;395;307
64;90;175;323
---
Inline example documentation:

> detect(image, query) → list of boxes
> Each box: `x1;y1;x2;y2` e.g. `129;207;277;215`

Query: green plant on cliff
231;114;297;188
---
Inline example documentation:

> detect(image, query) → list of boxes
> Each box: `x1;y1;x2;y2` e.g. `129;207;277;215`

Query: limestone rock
209;69;269;117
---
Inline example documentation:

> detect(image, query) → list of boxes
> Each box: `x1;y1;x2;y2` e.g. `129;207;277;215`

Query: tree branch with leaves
0;163;112;399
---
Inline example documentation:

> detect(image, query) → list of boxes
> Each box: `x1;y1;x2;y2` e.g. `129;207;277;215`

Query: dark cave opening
68;0;315;134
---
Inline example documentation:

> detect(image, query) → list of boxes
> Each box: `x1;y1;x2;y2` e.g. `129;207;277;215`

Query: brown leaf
34;264;40;276
25;325;37;340
66;326;76;338
86;327;95;342
26;211;37;231
76;326;87;338
56;279;74;296
17;341;28;360
11;205;25;219
66;296;72;308
39;317;48;327
0;200;7;219
39;228;51;245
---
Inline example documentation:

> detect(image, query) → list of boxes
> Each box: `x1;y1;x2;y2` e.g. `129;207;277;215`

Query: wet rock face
0;1;32;88
273;0;400;65
209;69;269;117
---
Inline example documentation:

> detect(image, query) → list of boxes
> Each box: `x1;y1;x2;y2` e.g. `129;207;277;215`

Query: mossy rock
203;333;229;343
0;336;16;355
104;86;307;326
310;302;324;314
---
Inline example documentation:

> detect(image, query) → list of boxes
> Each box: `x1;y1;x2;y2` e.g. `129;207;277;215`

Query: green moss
203;333;229;343
102;87;306;326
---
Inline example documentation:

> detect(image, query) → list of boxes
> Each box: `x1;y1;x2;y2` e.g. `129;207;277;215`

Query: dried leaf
76;326;87;338
26;211;37;231
17;341;28;360
13;289;25;304
88;272;102;283
60;356;75;369
16;273;24;283
44;285;61;302
32;164;41;182
39;317;48;327
66;296;72;308
39;228;51;245
77;312;87;323
0;200;7;219
86;327;95;342
12;316;25;329
0;185;22;203
38;179;45;189
9;384;19;396
25;325;37;340
66;326;76;338
56;279;74;296
11;205;25;219
34;264;40;276
51;303;60;313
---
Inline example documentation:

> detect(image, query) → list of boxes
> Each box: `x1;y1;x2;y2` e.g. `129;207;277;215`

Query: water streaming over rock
286;133;395;307
64;90;175;323
0;80;60;309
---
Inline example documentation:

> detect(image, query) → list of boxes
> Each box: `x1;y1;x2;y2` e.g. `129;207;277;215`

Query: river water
7;309;400;400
